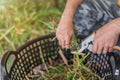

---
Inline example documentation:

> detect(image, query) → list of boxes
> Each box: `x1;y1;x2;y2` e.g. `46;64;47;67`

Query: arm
56;0;83;48
61;0;83;23
92;18;120;54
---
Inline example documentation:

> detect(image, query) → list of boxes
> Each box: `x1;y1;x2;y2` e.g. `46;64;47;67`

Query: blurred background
0;0;66;57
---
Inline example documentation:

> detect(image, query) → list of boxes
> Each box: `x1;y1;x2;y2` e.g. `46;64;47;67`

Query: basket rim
16;33;55;53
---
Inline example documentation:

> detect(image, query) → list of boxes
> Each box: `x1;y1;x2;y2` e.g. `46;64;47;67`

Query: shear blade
79;47;86;53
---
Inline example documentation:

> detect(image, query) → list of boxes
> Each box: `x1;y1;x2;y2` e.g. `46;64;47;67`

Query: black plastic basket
1;33;120;80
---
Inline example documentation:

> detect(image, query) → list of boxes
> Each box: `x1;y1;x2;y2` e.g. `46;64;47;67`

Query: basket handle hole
6;54;16;73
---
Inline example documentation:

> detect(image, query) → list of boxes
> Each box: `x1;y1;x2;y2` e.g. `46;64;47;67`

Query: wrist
61;14;73;23
61;0;83;23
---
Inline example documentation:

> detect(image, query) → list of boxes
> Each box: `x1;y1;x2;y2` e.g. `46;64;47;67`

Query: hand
56;19;74;49
55;0;82;49
92;19;120;54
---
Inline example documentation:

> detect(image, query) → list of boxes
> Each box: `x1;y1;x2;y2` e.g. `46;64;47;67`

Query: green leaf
39;20;55;30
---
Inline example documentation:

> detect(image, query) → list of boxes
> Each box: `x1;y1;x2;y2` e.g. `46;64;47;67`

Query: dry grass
0;0;63;54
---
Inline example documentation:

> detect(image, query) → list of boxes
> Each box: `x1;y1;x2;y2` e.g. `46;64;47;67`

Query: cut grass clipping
26;37;102;80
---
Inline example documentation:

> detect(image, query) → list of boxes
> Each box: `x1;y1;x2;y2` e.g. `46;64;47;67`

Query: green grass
0;0;64;55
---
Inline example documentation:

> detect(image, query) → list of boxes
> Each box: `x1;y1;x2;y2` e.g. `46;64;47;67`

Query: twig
25;75;30;80
58;48;69;66
51;37;56;41
39;47;49;72
48;58;53;65
0;26;14;40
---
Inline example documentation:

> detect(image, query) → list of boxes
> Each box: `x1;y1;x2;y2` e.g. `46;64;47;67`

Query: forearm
61;0;83;22
115;18;120;34
108;18;120;35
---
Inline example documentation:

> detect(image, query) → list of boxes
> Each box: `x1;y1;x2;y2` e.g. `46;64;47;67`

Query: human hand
92;19;120;54
56;19;74;49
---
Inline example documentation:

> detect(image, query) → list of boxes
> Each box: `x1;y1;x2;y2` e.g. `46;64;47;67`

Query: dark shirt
74;0;120;36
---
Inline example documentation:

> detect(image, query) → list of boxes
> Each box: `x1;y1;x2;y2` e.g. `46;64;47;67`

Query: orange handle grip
93;32;96;36
113;46;120;51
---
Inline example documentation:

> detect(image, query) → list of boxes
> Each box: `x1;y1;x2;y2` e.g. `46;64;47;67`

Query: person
56;0;120;54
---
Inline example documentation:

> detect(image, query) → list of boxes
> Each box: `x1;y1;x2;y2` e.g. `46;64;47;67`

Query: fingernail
97;52;101;54
92;50;95;53
62;46;65;49
103;51;107;54
92;51;95;54
109;50;112;52
92;51;96;54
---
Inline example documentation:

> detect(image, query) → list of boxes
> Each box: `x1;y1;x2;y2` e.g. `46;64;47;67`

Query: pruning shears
72;32;120;54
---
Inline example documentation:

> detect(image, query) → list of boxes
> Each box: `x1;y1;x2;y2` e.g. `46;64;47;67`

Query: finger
92;41;98;54
97;43;104;54
56;33;61;45
108;47;113;52
103;45;109;54
58;38;62;47
61;38;65;48
65;37;71;49
56;34;65;48
56;35;62;46
108;41;114;52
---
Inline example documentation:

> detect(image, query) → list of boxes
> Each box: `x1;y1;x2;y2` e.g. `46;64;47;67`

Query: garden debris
26;53;102;80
